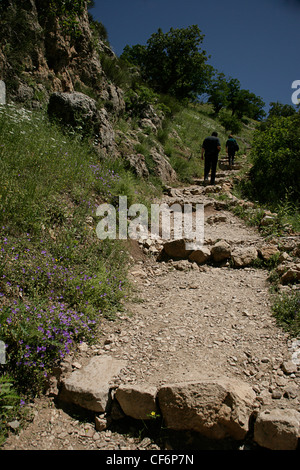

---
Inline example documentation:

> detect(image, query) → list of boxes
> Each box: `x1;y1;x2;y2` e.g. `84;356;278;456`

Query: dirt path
2;163;299;451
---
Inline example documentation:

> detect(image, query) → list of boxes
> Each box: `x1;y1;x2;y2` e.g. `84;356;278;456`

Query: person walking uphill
226;134;239;168
201;131;221;185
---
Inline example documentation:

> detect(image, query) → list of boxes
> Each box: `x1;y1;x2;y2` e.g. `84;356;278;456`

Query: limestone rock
115;384;158;420
281;360;298;375
47;92;115;151
140;118;157;133
162;239;193;260
157;377;256;440
254;409;300;450
123;153;149;179
280;264;300;284
261;215;276;226
258;244;280;261
188;246;211;265
206;214;227;224
150;149;177;184
100;83;125;116
231;246;258;268
139;103;163;131
95;415;108;432
59;356;127;412
211;240;231;262
96;108;116;151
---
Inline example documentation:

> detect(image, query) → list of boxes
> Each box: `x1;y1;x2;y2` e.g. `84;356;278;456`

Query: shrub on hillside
246;113;300;204
272;291;300;336
218;112;242;134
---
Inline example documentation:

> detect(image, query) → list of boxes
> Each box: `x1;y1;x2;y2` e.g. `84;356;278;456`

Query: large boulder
258;244;280;261
280;263;300;284
157;377;256;440
47;91;99;129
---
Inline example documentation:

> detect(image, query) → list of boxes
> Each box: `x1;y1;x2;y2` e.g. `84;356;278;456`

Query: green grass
272;291;300;336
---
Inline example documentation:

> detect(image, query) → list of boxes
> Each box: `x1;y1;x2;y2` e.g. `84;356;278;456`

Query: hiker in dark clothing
201;131;221;185
226;134;239;168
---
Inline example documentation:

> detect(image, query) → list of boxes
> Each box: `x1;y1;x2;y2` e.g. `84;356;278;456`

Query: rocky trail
3;157;300;452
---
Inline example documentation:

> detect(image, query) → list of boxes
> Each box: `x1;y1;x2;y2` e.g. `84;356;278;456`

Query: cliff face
0;0;122;112
0;1;177;182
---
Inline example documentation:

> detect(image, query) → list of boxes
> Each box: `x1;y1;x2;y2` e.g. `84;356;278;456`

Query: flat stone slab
59;355;127;412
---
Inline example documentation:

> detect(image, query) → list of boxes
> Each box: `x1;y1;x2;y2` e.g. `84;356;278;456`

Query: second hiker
226;134;239;168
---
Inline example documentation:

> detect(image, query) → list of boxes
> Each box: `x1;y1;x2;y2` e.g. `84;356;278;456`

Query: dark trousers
228;151;235;166
204;153;218;185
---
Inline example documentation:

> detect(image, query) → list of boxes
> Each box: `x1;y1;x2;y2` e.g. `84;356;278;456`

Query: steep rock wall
0;0;122;112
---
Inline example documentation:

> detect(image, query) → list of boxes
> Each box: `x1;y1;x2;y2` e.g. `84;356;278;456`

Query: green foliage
272;291;300;336
218;111;242;134
121;25;211;101
207;72;265;120
247;113;300;204
47;0;86;15
0;0;87;97
100;55;133;89
37;0;86;38
46;0;85;21
0;3;43;89
0;375;21;444
89;18;108;42
207;72;229;114
124;83;159;117
223;78;265;120
268;101;297;119
231;88;265;120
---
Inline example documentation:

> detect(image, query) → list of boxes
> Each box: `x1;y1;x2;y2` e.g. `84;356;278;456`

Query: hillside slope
2;0;299;452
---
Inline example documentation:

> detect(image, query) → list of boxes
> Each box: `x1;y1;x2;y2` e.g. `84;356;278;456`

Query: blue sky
89;0;300;111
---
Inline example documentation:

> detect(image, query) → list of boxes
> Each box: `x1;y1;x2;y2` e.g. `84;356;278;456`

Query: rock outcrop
0;0;108;105
47;91;116;153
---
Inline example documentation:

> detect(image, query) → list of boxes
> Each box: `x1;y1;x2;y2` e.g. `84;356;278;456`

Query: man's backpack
228;138;239;152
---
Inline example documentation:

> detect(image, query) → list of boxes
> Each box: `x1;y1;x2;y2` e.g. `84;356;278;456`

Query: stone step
57;357;300;450
193;177;230;186
219;161;242;170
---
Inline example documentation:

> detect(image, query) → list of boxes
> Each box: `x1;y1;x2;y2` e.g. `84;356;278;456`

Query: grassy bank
0;103;162;442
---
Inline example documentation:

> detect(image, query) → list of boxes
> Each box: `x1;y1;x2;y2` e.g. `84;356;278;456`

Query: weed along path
3;158;300;451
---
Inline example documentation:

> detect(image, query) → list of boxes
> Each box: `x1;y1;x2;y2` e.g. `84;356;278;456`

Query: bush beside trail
243;113;300;206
